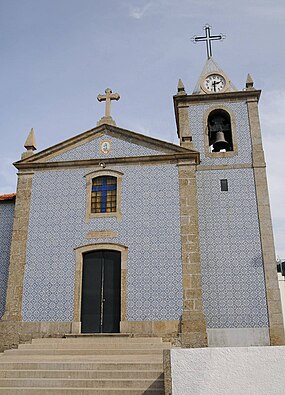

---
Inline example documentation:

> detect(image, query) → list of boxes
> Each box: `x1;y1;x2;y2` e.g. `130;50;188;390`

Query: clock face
204;74;226;93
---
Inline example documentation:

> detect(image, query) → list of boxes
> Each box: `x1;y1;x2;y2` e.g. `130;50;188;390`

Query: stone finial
177;79;186;95
24;128;37;150
21;128;37;159
246;73;254;90
97;88;120;126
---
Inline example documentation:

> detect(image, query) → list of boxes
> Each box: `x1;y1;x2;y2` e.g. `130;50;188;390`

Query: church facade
0;56;284;351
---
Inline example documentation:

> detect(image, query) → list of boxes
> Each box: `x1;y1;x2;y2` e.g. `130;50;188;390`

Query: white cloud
129;2;153;19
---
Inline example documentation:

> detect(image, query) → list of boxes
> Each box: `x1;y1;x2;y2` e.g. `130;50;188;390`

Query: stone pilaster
178;161;208;347
2;171;33;321
177;105;194;150
247;97;285;345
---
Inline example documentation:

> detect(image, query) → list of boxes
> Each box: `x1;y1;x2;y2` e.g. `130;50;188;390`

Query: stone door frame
72;242;128;334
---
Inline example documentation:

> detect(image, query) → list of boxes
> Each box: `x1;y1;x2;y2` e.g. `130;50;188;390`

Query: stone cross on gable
97;88;120;126
192;24;225;59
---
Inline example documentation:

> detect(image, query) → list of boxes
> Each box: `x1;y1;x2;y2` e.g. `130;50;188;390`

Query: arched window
85;169;123;222
207;109;233;152
91;176;117;213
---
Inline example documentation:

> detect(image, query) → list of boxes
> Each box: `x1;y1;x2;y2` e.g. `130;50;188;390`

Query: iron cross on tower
192;24;225;59
97;88;120;118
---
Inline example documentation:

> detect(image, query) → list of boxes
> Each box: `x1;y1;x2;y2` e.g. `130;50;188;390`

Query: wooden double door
81;250;121;333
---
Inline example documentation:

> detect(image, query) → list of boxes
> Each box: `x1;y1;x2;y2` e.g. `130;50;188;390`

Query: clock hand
212;80;220;92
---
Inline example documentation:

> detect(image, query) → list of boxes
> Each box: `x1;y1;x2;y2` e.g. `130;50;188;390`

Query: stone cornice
18;123;197;165
174;89;261;104
14;152;200;171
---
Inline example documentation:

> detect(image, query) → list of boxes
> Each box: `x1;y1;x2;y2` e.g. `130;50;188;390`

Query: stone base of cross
97;115;117;126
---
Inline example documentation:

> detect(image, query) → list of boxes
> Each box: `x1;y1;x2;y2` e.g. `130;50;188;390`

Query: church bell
212;130;230;152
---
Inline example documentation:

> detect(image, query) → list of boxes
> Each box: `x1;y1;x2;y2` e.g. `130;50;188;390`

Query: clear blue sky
0;0;284;257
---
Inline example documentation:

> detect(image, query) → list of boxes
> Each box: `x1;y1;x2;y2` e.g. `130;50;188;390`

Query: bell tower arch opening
207;109;233;152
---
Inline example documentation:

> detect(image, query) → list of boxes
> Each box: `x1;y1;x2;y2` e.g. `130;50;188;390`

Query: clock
203;74;226;93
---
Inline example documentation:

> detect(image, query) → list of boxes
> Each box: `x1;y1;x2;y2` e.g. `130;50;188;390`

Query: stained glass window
91;176;117;213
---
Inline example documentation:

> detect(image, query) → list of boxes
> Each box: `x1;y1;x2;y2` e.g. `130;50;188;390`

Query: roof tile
0;193;16;201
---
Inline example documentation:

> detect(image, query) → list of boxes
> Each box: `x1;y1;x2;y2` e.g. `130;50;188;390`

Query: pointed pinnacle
24;128;37;151
177;79;186;95
246;73;254;90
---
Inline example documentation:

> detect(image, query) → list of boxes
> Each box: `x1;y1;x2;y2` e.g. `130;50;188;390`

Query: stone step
65;334;132;338
32;336;163;344
0;378;164;389
0;335;167;394
0;389;164;394
0;355;163;364
0;370;163;380
19;342;170;350
0;362;163;371
4;348;166;356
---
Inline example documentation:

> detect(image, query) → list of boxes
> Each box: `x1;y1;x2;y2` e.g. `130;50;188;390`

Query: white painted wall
171;346;285;395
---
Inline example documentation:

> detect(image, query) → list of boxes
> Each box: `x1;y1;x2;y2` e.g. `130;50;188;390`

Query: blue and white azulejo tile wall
47;135;164;162
0;202;15;319
190;101;269;328
22;164;183;322
188;101;252;166
197;169;268;328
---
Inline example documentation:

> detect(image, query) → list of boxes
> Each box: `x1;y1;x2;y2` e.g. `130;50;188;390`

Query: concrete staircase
0;334;170;394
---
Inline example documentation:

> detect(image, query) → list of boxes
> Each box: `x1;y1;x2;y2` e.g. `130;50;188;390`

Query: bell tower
174;26;285;346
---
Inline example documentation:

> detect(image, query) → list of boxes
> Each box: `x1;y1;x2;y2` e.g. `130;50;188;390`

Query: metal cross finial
97;88;120;118
192;24;225;59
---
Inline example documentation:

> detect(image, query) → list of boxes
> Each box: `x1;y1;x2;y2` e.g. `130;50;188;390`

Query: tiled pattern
22;164;183;322
0;202;15;318
197;168;269;328
188;102;252;165
47;135;164;162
